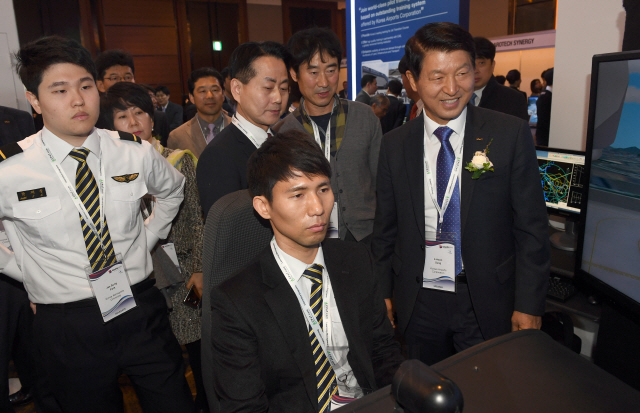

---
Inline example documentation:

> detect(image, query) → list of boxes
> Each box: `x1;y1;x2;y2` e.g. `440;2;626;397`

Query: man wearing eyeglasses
94;50;170;144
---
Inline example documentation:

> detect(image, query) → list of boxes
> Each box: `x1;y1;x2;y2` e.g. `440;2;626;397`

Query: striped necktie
302;263;337;412
69;148;116;271
433;127;462;276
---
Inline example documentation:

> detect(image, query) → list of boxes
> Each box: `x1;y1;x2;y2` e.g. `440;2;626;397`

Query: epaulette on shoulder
0;142;23;163
118;131;142;144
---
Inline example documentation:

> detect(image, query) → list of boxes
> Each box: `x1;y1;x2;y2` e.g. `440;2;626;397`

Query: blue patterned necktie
472;92;478;106
433;126;462;276
69;148;116;271
302;263;337;412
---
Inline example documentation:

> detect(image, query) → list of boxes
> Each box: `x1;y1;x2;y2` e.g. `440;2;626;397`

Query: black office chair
200;189;272;413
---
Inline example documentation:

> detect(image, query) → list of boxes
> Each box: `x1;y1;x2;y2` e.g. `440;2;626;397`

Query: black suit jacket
478;77;529;121
380;95;406;134
164;101;184;131
535;90;552;146
211;240;403;413
153;110;170;146
371;105;550;340
0;106;35;145
196;123;256;218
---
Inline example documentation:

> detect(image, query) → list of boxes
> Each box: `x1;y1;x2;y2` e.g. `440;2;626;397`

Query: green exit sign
213;41;222;51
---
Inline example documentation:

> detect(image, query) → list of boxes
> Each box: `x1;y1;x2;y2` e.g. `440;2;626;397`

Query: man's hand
385;298;396;328
187;272;204;298
511;311;541;331
30;302;36;315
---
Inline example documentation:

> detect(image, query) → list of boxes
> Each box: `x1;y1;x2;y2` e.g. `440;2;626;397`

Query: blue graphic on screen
536;151;585;214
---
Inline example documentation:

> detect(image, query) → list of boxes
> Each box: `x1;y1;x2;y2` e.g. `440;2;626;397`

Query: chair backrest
200;189;272;412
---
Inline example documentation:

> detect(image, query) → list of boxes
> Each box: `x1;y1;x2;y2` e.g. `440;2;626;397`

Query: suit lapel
479;77;497;107
461;105;489;234
404;114;426;240
322;243;374;391
189;117;206;155
261;252;318;410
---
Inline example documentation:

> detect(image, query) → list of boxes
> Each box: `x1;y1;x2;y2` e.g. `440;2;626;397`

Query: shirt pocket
12;196;69;248
108;182;148;232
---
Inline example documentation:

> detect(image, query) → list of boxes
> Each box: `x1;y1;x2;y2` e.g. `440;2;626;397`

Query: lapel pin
476;137;483;140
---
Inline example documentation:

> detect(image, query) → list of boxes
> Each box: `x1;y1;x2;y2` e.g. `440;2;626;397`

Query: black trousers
404;281;484;366
33;280;194;413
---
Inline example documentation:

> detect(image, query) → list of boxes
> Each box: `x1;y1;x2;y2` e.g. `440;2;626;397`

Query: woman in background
101;82;208;412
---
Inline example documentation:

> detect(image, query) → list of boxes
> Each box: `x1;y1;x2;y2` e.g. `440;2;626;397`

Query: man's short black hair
94;49;134;81
248;130;331;203
506;69;521;85
473;37;496;61
405;22;475;80
138;83;156;95
155;85;170;95
388;79;403;95
530;79;541;94
229;41;292;84
15;35;97;98
287;27;342;74
543;67;554;86
99;82;155;130
220;67;230;79
495;75;506;85
361;74;376;88
398;55;409;76
187;67;225;95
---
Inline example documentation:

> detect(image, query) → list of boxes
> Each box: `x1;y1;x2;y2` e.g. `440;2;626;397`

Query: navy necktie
434;126;462;276
472;92;478;106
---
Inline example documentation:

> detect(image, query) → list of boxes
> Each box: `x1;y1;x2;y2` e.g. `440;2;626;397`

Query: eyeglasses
105;74;134;82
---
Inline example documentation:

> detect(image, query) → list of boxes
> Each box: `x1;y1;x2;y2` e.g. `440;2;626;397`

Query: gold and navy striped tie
302;263;337;412
70;148;115;271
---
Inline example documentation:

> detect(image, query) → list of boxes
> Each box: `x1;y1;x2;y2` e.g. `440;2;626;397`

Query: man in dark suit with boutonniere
371;22;550;366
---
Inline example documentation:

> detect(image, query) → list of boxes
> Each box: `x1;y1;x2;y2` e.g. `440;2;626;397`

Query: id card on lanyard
231;115;262;149
85;253;137;322
41;134;137;321
270;238;339;370
422;135;463;293
310;119;339;239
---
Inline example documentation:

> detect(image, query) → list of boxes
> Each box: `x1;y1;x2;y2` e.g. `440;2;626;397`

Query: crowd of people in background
0;21;552;413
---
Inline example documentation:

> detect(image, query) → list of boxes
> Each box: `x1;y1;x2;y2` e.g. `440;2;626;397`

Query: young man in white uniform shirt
0;36;193;413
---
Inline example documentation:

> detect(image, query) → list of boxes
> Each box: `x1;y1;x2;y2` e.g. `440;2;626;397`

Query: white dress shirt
234;112;272;148
273;241;362;398
473;85;487;106
0;127;185;303
423;107;467;237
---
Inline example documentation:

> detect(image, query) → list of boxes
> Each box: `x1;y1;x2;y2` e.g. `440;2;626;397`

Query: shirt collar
273;240;326;283
234;111;272;143
423;106;467;142
546;85;553;92
41;126;100;162
197;113;224;131
474;84;487;103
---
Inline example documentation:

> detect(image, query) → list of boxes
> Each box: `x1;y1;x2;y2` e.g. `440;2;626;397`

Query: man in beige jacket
168;68;231;158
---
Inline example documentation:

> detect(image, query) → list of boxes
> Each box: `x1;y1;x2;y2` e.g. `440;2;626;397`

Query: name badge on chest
423;232;457;293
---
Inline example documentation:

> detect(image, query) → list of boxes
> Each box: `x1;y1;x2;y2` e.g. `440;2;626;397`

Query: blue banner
346;0;469;100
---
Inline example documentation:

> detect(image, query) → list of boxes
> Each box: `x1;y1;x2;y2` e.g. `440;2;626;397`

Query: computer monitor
536;147;587;251
576;50;640;324
528;97;539;126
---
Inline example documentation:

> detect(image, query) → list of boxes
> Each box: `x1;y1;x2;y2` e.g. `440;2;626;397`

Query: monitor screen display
580;54;640;307
528;97;539;125
536;149;586;214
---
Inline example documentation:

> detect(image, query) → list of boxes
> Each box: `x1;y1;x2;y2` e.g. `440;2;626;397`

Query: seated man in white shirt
0;36;193;413
210;130;403;413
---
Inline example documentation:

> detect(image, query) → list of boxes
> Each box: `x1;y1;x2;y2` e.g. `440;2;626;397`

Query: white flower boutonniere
465;138;494;179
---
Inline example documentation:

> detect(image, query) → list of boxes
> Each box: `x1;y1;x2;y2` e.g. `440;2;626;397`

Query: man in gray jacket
275;28;383;243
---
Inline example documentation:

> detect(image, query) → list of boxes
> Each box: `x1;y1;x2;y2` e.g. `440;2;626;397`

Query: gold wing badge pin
111;173;139;183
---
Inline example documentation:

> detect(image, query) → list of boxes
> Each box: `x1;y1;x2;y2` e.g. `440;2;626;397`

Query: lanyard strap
231;115;262;148
270;238;338;369
310;120;331;161
195;113;208;144
41;136;107;251
423;134;464;226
